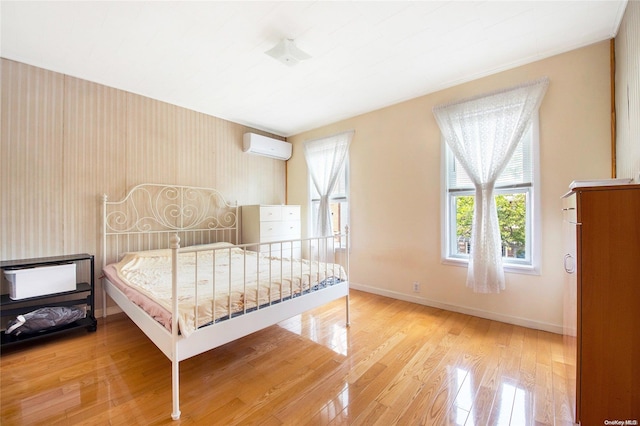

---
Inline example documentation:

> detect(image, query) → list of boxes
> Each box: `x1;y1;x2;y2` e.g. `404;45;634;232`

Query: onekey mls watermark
604;421;638;425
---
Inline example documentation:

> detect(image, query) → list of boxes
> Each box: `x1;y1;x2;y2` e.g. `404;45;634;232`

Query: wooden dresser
562;184;640;425
241;205;301;258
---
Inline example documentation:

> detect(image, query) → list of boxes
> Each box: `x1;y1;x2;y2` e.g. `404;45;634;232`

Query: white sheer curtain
433;78;548;293
304;130;354;237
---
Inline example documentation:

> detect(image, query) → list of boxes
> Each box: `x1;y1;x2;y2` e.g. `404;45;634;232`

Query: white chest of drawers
241;205;301;258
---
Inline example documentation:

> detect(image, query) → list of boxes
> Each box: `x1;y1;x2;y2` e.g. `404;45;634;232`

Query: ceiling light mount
265;38;311;67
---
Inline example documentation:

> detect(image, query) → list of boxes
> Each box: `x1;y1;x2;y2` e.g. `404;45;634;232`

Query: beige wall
0;58;287;311
287;41;612;333
615;0;640;181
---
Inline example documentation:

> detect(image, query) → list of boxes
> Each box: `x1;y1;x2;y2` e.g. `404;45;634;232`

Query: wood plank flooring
0;290;576;425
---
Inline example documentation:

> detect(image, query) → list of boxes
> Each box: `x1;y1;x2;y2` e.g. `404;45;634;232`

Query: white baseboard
349;282;563;335
95;305;123;319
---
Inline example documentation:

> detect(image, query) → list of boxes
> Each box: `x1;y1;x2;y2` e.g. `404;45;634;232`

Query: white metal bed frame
101;183;349;420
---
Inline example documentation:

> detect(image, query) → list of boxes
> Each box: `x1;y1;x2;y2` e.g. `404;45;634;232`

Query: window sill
442;257;540;276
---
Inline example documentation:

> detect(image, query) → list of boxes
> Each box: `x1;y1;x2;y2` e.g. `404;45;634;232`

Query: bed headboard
102;183;238;266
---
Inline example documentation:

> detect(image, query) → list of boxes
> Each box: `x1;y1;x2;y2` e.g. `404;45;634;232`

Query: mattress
103;243;347;337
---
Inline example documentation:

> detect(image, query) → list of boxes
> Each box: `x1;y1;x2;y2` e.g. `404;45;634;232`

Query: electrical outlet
412;281;420;293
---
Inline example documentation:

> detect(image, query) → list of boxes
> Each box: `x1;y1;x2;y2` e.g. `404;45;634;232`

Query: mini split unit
243;133;292;160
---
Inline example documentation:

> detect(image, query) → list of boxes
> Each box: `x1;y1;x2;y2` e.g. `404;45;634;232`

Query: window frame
309;155;350;245
441;114;541;275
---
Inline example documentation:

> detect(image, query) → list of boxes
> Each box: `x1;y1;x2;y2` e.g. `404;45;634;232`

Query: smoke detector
265;38;311;67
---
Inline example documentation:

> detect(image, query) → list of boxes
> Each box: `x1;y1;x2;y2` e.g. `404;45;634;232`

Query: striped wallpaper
615;0;640;181
1;58;287;310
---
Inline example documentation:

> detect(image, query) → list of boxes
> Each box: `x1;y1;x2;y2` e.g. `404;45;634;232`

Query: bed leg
171;358;181;420
102;286;107;319
345;294;351;326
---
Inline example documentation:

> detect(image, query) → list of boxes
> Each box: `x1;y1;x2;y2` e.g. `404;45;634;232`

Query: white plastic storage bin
4;263;76;300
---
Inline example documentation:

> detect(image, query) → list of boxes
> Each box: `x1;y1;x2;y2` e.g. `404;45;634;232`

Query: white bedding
111;243;347;337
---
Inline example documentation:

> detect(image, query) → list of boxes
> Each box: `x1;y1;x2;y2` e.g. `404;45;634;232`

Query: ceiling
0;1;628;137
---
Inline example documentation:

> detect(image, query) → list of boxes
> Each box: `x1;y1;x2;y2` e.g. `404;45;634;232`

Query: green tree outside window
456;193;526;258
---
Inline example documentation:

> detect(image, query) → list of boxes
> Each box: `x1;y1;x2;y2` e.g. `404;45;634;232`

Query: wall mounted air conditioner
243;133;292;160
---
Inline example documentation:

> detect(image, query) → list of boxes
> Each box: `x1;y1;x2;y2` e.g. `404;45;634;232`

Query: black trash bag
5;306;86;336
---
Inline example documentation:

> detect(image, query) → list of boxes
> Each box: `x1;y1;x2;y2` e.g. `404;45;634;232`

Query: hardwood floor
0;290;576;425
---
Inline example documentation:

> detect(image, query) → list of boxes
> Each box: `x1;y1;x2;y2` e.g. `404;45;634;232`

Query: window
310;158;349;244
304;131;353;243
443;115;540;272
